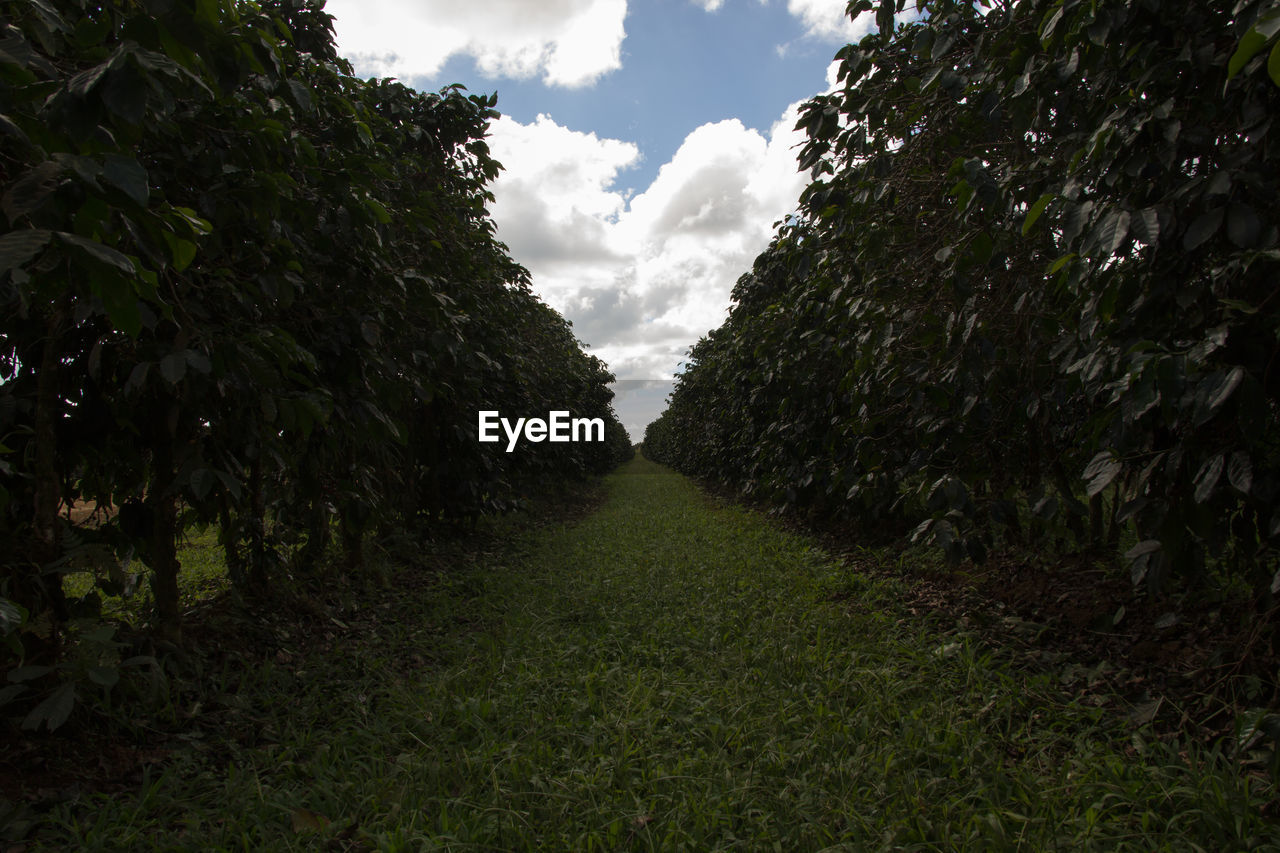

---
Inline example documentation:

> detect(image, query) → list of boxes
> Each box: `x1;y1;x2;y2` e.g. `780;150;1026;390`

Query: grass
21;455;1280;850
62;526;231;623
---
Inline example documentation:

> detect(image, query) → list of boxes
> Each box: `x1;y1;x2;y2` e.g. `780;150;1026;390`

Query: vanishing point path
347;455;1267;851
52;456;1274;851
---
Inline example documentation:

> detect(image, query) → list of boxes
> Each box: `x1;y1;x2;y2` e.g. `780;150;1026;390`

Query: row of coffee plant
0;0;632;676
646;0;1280;598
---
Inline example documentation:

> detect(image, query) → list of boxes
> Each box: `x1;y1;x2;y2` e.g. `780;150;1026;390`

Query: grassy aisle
36;456;1277;850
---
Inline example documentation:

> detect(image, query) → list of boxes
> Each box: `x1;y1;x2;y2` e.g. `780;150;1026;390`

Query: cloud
786;0;876;43
826;57;843;89
610;379;676;442
487;115;639;274
487;104;809;380
324;0;627;88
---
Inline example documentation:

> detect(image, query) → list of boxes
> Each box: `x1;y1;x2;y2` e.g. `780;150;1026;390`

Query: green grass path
46;456;1278;850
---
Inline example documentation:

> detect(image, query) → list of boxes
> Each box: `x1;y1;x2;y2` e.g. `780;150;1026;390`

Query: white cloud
690;0;726;9
610;379;675;443
487;115;638;279
487;105;809;380
787;0;876;42
826;57;843;89
325;0;627;88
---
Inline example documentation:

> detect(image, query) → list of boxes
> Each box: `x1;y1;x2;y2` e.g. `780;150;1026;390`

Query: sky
323;0;876;440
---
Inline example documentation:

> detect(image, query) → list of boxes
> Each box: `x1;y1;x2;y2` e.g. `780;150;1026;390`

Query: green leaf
1131;207;1160;245
1231;12;1280;79
1083;451;1122;497
1040;6;1064;45
186;350;212;374
0;597;23;635
261;394;278;423
1182;208;1223;251
7;665;53;683
1228;451;1253;495
0;684;28;708
1021;193;1054;236
2;160;62;221
1124;540;1159;561
172;206;213;235
1229;30;1267;79
103;154;149;207
214;470;242;500
86;666;119;688
1046;253;1075;275
189;468;215;501
1197;366;1245;425
287;79;312;112
159;351;186;384
59;232;135;274
1193;453;1224;504
97;271;142;338
1061;199;1093;244
162;231;197;271
67;58;110;97
967;231;993;266
1122;374;1160;423
1227;203;1262;248
0;228;52;273
126;361;149;391
1269;41;1280;87
365;198;391;224
1094;208;1130;257
0;112;30;145
21;681;76;732
1124;540;1161;584
102;67;147;125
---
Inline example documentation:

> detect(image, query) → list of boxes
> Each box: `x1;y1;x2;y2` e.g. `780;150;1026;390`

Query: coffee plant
646;0;1280;598
0;0;631;705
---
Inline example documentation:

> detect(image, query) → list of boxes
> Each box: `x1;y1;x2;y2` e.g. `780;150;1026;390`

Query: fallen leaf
291;807;331;833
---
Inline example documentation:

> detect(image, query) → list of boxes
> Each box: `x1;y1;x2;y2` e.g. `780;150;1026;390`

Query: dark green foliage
0;0;628;694
646;0;1280;595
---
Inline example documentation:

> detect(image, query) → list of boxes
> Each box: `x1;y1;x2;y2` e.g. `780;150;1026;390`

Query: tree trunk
218;494;247;591
299;487;331;571
1050;458;1087;545
24;301;70;663
1089;493;1104;547
247;455;270;592
340;512;364;571
148;404;182;645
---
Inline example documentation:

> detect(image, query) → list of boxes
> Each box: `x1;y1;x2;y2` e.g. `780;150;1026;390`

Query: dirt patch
55;499;117;527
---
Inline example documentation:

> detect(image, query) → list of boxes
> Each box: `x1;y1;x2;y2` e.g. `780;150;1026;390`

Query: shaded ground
1;485;606;836
692;476;1280;751
3;459;1278;849
823;539;1280;747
